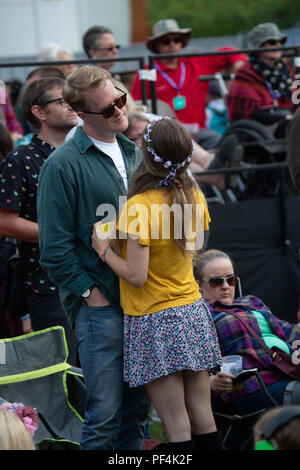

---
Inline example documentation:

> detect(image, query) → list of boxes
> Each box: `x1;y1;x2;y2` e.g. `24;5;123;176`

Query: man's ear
31;104;45;123
89;49;96;59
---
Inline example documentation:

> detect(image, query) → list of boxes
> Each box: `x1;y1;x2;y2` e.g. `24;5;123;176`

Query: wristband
99;245;110;262
20;314;30;321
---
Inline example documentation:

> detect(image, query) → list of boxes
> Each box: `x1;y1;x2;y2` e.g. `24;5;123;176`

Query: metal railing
0;56;149;106
148;45;300;114
1;44;299;111
0;45;297;216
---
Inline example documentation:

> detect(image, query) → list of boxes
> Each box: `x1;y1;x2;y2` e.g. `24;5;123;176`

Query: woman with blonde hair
193;249;300;417
0;403;38;450
92;117;222;451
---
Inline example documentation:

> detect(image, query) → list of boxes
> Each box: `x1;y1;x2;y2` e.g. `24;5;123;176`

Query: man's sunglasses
203;275;238;288
82;87;127;119
262;39;284;46
160;36;183;46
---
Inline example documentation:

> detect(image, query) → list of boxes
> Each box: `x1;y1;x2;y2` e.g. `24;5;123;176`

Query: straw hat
146;19;192;53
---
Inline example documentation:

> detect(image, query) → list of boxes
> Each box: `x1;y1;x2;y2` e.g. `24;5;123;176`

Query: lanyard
265;80;282;99
155;61;186;94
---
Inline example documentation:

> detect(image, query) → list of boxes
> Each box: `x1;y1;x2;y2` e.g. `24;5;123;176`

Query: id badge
173;95;186;111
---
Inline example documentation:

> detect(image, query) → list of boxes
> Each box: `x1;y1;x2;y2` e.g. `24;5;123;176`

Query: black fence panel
208;196;300;323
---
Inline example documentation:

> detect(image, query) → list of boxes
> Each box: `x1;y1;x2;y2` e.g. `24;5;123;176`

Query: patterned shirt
0;134;57;294
209;295;300;407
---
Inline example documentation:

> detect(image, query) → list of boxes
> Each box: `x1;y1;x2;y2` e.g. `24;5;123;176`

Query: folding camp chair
213;368;280;450
0;326;85;449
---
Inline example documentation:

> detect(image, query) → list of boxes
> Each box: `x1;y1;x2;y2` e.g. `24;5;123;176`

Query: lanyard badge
155;61;187;111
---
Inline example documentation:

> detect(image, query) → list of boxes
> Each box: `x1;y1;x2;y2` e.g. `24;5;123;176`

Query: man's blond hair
63;65;111;111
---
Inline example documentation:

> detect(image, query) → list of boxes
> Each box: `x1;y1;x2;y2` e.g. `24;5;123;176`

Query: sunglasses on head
203;275;237;288
82;86;127;119
160;36;183;46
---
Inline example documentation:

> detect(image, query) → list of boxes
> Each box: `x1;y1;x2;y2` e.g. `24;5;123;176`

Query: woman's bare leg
190;141;225;189
183;370;217;435
190;161;225;190
145;371;191;442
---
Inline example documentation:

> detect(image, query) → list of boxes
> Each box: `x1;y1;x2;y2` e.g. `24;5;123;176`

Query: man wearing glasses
37;65;150;450
0;77;78;365
82;25;120;71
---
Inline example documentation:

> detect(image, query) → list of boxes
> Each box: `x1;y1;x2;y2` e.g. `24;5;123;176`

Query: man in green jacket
37;65;150;450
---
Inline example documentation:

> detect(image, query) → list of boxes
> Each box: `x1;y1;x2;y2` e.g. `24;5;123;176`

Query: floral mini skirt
123;298;222;387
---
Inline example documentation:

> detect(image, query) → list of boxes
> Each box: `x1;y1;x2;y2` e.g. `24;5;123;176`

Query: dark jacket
37;126;140;327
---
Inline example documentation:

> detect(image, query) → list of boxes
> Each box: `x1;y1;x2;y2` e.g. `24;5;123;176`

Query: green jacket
37;126;140;327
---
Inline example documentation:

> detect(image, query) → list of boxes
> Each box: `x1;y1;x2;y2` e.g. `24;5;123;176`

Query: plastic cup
98;222;113;233
221;355;243;377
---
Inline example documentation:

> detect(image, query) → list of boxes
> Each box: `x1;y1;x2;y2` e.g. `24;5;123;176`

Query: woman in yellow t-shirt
92;118;222;451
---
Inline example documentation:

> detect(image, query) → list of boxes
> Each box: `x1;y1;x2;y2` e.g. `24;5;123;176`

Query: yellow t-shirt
116;187;210;316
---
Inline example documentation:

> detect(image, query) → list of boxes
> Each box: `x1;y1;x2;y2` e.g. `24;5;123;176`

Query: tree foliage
145;0;299;38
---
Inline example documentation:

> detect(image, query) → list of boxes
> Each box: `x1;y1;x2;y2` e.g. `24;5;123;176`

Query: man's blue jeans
75;303;150;450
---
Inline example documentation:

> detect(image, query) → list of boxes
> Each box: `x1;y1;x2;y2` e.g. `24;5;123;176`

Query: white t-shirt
90;137;128;190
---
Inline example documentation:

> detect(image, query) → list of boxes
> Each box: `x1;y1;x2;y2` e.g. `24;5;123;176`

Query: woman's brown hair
125;118;200;255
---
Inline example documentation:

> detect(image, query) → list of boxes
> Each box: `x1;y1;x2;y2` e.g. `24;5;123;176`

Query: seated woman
227;23;295;138
193;249;300;415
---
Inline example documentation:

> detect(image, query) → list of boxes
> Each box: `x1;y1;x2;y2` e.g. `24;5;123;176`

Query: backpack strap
283;381;299;405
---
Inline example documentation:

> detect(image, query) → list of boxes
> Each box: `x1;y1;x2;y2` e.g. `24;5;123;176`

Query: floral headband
0;402;38;437
143;118;192;188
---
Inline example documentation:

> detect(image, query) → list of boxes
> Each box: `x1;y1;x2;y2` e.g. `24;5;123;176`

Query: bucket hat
247;22;287;49
146;19;192;53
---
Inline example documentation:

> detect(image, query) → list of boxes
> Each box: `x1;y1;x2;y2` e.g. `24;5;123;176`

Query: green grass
148;420;167;442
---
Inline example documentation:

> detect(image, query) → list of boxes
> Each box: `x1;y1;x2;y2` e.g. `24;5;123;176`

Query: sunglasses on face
82;87;127;119
262;39;283;47
44;97;69;108
203;275;237;288
160;36;183;46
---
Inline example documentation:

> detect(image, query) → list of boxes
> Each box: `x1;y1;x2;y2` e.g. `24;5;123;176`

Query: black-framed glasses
44;97;69;108
160;36;183;46
82;87;127;119
203;275;238;288
93;44;120;53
